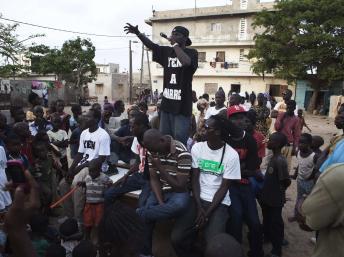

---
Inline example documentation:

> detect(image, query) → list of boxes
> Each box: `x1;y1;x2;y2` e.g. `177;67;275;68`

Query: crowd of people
0;24;343;257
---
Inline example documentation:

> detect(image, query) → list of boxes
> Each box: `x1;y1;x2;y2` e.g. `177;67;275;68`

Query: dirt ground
269;114;336;257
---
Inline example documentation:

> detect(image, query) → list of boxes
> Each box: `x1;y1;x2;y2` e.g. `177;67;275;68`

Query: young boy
29;105;53;136
289;133;316;222
5;135;30;169
311;135;324;156
47;114;69;179
56;99;71;133
69;115;86;160
297;109;311;133
260;132;291;257
70;104;82;132
78;159;112;242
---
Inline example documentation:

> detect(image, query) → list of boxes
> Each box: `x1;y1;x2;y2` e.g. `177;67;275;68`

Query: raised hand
124;23;140;35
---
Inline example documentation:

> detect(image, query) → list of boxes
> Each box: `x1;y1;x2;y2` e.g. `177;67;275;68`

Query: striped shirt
85;173;111;203
148;138;192;190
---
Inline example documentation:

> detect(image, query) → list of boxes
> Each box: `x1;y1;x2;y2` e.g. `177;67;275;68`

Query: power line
0;16;136;38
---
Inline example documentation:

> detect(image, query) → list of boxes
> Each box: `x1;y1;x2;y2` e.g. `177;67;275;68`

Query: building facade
88;63;129;104
146;0;290;100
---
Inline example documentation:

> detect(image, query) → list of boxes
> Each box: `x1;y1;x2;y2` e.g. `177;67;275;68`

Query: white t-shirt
131;137;147;173
274;101;298;115
47;129;68;157
78;127;111;165
205;106;227;120
191;142;241;206
0;146;12;210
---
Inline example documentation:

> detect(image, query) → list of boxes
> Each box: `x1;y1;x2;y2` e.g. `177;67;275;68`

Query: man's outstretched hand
124;23;140;35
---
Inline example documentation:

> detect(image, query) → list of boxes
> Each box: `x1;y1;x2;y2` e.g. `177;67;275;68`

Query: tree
30;37;97;90
0;19;42;77
247;0;344;112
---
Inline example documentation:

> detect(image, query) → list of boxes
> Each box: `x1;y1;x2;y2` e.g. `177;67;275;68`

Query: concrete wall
112;73;129;103
88;73;113;102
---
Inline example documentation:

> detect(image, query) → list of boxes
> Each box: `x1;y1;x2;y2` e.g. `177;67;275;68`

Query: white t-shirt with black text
131;137;147;173
78;127;111;165
191;142;241;206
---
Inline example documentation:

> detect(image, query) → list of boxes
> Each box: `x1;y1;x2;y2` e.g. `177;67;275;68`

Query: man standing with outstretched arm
124;23;198;145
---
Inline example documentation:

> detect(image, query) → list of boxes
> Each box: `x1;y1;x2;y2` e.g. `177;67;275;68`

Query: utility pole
129;40;133;104
140;42;144;88
146;49;153;99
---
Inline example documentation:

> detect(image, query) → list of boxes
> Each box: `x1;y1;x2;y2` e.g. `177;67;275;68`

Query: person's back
302;163;344;257
205;233;244;257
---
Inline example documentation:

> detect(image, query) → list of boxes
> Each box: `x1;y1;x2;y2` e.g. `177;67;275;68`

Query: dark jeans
109;139;132;164
171;199;229;257
228;183;264;257
137;191;190;255
160;110;191;145
261;203;283;256
104;172;150;207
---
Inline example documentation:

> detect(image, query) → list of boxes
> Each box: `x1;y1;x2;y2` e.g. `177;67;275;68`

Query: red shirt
253;130;266;159
275;113;301;146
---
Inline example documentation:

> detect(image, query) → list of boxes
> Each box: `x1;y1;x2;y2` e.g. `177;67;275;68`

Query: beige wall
148;0;290;100
151;75;288;99
88;73;113;102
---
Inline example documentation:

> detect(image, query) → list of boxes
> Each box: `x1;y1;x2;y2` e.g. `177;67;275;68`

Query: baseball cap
172;26;192;46
227;105;247;117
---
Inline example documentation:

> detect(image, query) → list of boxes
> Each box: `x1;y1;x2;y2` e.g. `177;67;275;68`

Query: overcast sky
1;0;273;72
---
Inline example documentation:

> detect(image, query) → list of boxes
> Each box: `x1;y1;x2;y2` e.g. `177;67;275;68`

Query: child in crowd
260;132;291;257
78;159;112;242
297;109;311;133
47;114;69;179
289;133;317;222
311;135;324;156
5;135;29;168
56;99;71;132
13;122;34;165
59;218;83;257
31;141;58;215
29;105;53;136
70;104;82;132
72;240;97;257
69;115;86;160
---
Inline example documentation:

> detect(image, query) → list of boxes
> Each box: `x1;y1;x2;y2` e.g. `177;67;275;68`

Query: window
269;84;288;97
118;83;123;87
230;84;241;93
216;51;225;62
211;23;222;32
198;52;206;62
95;83;104;95
240;0;248;9
204;83;218;95
96;68;101;73
238;18;247;40
239;49;246;61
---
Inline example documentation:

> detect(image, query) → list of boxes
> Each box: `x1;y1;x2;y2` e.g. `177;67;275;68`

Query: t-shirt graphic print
191;142;241;206
152;44;198;116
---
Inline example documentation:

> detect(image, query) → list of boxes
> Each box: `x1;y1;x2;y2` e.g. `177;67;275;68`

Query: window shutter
238;18;247;40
